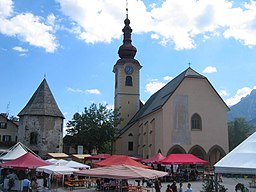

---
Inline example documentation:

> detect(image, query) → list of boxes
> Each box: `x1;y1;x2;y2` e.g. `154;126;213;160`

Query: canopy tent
0;152;51;169
46;158;90;169
64;160;90;169
160;154;208;165
0;142;36;161
46;152;69;159
46;158;68;165
37;164;77;189
75;164;168;179
214;132;256;174
129;156;143;162
142;152;166;164
94;155;150;168
85;154;111;160
36;164;76;175
71;154;91;161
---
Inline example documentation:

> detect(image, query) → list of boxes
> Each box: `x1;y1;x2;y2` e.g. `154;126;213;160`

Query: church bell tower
113;9;142;129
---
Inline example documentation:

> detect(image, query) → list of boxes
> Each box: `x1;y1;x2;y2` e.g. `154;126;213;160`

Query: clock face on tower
125;65;134;75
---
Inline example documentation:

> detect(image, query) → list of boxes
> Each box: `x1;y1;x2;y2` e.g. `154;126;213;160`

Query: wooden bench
64;181;75;190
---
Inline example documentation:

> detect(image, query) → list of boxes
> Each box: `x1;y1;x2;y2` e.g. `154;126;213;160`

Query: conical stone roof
18;79;64;118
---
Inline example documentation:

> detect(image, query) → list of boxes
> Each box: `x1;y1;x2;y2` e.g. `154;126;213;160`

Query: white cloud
67;87;101;95
47;13;56;27
12;46;28;52
0;0;13;18
203;66;217;73
224;87;253;106
67;87;83;93
145;81;166;95
0;13;58;52
219;90;228;97
163;76;173;81
85;89;101;95
56;0;256;49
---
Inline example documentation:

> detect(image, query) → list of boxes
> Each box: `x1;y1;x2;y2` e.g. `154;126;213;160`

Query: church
113;13;229;166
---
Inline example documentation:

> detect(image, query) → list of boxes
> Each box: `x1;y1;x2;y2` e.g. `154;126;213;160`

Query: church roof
18;79;64;118
118;67;228;136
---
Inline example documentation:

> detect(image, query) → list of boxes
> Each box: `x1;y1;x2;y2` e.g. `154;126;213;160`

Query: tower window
0;122;7;129
191;113;202;130
125;76;133;86
30;132;38;145
128;141;133;151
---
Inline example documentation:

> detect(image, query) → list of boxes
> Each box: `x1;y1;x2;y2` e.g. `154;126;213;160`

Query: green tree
228;118;253;151
66;103;121;154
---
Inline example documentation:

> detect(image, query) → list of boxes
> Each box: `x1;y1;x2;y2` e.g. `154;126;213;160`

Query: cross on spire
126;0;129;19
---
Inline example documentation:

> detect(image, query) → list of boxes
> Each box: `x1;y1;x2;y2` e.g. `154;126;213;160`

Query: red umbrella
160;154;208;165
94;155;150;168
0;152;52;169
142;152;166;164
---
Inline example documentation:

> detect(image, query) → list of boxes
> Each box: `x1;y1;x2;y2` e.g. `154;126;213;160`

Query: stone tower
18;79;64;157
113;11;142;129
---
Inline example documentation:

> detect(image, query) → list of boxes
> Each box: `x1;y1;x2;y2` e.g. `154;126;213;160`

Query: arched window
30;132;38;145
125;76;133;86
191;113;202;130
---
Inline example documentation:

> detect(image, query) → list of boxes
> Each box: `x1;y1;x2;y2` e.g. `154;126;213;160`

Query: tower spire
118;0;137;59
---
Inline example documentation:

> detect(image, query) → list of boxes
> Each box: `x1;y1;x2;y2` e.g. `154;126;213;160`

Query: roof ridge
18;79;64;118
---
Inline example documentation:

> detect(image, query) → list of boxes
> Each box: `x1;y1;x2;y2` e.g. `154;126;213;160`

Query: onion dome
118;14;137;59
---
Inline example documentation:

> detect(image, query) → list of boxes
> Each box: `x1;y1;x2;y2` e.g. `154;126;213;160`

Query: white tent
214;132;256;174
46;159;90;169
65;160;90;169
0;142;35;161
46;158;68;165
36;164;76;175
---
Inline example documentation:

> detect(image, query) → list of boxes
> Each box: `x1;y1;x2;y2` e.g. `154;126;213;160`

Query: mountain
228;89;256;125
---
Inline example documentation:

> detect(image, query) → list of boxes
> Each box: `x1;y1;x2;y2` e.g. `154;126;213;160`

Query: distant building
113;14;229;166
17;79;64;157
0;113;18;152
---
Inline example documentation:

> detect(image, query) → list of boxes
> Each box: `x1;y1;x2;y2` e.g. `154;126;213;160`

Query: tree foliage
228;118;253;151
66;103;122;154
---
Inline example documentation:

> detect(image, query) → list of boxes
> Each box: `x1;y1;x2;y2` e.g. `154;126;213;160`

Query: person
22;177;31;192
7;169;18;191
121;179;129;192
186;183;192;192
154;179;162;192
170;181;177;192
31;176;38;192
178;182;183;192
43;172;48;189
166;184;173;192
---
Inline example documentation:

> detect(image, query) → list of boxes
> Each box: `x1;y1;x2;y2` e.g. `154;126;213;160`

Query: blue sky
1;0;256;125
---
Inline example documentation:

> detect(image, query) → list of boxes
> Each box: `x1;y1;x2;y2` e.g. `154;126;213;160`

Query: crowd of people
0;168;49;192
154;179;193;192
